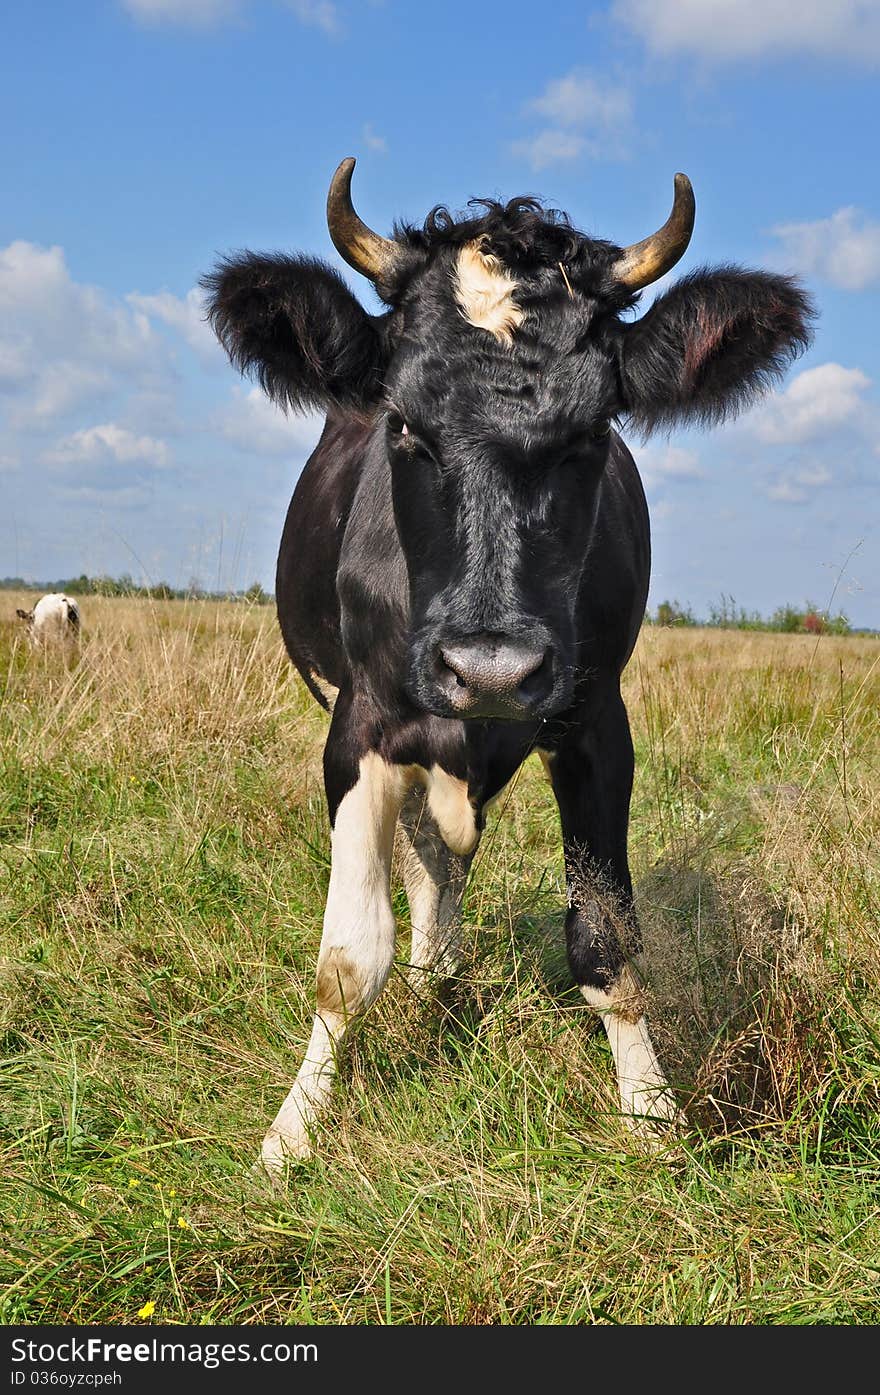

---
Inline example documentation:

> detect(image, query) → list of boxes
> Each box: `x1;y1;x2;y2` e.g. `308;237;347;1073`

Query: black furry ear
619;267;815;435
201;253;387;414
16;609;31;621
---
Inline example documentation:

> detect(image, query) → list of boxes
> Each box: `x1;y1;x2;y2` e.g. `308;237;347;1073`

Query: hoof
257;1129;311;1181
622;1090;686;1152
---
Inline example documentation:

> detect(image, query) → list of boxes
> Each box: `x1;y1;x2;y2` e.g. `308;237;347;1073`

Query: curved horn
326;156;400;281
611;174;696;291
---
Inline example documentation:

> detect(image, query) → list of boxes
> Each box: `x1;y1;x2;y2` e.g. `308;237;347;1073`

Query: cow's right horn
327;157;400;282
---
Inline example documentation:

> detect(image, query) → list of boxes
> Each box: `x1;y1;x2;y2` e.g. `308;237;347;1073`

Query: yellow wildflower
177;1217;189;1230
137;1301;155;1319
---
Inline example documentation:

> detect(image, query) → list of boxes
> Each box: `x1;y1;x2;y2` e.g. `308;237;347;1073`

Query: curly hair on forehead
393;196;625;279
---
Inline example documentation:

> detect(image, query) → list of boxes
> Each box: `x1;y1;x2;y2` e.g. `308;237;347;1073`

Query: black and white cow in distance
16;593;81;650
204;159;813;1173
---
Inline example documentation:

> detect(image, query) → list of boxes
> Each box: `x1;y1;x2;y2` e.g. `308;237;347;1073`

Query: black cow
204;159;813;1172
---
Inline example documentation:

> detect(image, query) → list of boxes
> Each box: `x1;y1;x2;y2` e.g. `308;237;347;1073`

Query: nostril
518;648;553;698
437;648;470;692
439;649;467;684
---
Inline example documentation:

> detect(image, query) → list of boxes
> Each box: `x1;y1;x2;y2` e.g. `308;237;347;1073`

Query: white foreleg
260;753;409;1173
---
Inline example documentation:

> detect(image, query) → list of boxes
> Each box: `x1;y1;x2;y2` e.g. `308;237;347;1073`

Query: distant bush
764;601;850;635
242;581;271;605
769;604;804;634
707;594;765;630
644;593;853;635
652;599;697;628
803;610;825;635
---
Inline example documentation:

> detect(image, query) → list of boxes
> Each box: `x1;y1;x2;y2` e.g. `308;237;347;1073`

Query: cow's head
204;159;814;719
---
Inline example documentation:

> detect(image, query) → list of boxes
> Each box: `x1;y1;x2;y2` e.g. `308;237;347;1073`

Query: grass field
1;592;879;1325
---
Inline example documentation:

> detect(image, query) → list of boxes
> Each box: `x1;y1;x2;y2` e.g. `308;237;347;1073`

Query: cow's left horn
611;174;695;291
327;157;400;281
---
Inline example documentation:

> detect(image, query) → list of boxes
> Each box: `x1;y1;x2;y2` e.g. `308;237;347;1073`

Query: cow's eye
387;410;408;437
590;420;611;441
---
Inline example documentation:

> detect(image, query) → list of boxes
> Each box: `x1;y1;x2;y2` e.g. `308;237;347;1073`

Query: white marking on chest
453;240;523;346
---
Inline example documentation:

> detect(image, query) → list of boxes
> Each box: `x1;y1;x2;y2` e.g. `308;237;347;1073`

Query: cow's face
204;160;813;720
383;244;625;719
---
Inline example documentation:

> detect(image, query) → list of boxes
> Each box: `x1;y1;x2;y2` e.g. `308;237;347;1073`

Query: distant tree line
647;594;857;635
0;574;274;604
1;575;867;633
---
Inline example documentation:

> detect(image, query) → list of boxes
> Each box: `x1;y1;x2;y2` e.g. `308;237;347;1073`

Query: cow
16;592;81;651
203;159;813;1174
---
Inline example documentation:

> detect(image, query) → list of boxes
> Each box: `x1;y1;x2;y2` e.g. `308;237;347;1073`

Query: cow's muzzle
427;631;555;719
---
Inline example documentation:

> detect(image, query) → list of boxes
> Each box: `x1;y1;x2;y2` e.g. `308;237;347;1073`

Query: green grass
1;595;879;1324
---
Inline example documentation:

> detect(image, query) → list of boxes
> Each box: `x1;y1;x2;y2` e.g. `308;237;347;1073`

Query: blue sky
2;0;879;624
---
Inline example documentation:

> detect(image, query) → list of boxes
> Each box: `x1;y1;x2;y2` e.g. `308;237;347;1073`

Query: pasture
1;591;878;1325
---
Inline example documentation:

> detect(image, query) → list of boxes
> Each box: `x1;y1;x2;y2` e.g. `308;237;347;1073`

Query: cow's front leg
260;713;410;1174
548;689;680;1139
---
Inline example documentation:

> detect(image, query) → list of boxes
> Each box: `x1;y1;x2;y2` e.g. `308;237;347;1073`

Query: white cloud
512;69;633;169
771;207;880;291
47;423;170;470
362;123;388;154
122;0;340;32
765;463;833;504
122;0;240;24
220;387;323;456
283;0;340;35
749;363;872;444
612;0;880;65
19;364;115;423
650;498;676;520
128;287;222;364
794;464;833;487
747;362;879;504
0;245;331;594
56;482;155;508
637;444;705;485
511;130;585;171
764;479;806;503
0;240;162;427
528;71;632;130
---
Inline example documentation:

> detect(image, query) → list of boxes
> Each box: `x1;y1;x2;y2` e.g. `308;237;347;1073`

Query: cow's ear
201;253;386;414
16;609;30;620
618;268;815;434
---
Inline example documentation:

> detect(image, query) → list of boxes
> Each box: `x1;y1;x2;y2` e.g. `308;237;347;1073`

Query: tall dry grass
624;628;880;1139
